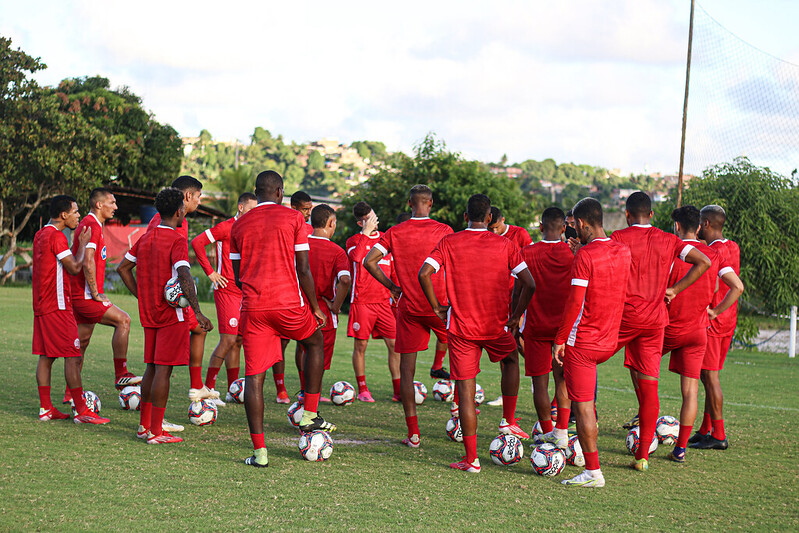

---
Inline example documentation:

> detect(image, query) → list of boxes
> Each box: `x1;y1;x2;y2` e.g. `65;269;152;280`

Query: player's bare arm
507;268;535;335
708;270;745;321
364;246;401;301
665;247;712;302
325;274;352;316
61;226;91;275
552;343;565;366
176;264;213;332
295;249;327;328
115;258;138;298
418;262;448;322
82;247;108;301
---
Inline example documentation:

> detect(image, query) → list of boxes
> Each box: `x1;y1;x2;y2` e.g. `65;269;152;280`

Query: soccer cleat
450;402;459;418
630;458;649;471
299;415;337;433
486;396;504;407
449;456;481;473
320;396;332;403
622;414;639;430
402;435;421;448
541;429;569;449
391;394;401;402
39;407;70;421
357;391;375;403
275;390;290;404
687;431;709;445
115;372;142;389
669;449;686;463
162;420;185;432
188;385;219;402
430;367;450;380
562;470;605;488
147;431;183;444
244;448;269;468
73;409;110;425
689;436;729;450
209;396;226;408
499;418;530;440
136;425;150;439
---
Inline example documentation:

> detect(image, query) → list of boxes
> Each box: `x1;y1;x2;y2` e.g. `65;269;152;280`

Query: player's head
565;210;575;228
88;187;117;221
488;206;505;233
671;205;700;239
625;191;652;223
254;170;284;204
540;206;566;238
353;201;374;228
237;192;258;217
171;175;203;214
396;211;411;224
50;194;80;229
572;197;603;244
155;187;186;223
466;194;492;224
698;204;726;240
311;203;337;233
291;191;313;222
408;184;433;216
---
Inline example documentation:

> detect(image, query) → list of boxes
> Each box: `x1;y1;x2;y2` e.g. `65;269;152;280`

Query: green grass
0;286;797;531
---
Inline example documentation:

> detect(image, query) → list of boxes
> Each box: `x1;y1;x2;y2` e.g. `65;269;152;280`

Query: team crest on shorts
229;318;238;327
74;338;80;349
353;322;360;332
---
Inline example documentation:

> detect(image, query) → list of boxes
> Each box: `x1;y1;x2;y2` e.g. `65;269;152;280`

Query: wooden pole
677;0;695;208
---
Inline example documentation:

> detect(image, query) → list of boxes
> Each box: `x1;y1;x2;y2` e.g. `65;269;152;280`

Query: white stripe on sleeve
229;253;241;260
337;270;350;280
424;257;441;272
679;244;694;261
173;260;190;270
571;278;589;287
85;243;97;250
204;228;216;243
56;250;72;260
373;243;388;256
718;266;734;277
295;243;310;252
511;261;528;275
124;252;137;263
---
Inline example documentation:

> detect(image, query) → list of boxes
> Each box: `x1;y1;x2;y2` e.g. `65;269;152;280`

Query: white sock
587;468;603;478
554;427;568;439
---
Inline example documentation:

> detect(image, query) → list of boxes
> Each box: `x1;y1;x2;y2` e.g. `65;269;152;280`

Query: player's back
205;217;240;296
346;232;392;304
132;226;188;328
502;224;533;249
70;213;105;299
523;240;573;338
308;236;349;302
667;241;720;334
32;225;72;316
147;212;189;240
709;238;740;336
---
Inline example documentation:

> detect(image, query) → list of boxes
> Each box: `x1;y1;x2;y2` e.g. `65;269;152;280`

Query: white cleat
562;470;605;488
189;386;219;402
542;429;569;449
209;394;226;408
486;396;503;407
162;420;185;432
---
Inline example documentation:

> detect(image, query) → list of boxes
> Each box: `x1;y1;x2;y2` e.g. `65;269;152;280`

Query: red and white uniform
70;213;112;323
611;224;695;378
230;202;318;376
191;216;242;335
346;231;395;340
520;240;573;377
499;224;533;292
555;238;631;402
375;217;453;353
425;229;527;380
31;225;81;358
704;238;740;371
125;225;191;366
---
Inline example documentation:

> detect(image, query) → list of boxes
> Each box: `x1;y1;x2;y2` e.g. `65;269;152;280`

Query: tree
208;166;256;216
307;150;325;171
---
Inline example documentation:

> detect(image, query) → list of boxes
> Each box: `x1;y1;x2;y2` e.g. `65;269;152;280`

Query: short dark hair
467;194;491;222
409;184;432;205
565;210;573;218
572;197;603;227
311;204;336;229
291;191;312;207
89;187;112;207
671;205;701;233
541;206;566;232
396;212;411;224
255;170;283;196
353;201;372;220
489;206;503;225
238;192;257;205
626;191;652;217
700;204;726;229
155;187;184;218
50;195;76;219
171;175;202;192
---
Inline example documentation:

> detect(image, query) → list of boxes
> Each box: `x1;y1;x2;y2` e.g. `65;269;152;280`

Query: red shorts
395;309;447;354
447;331;517;380
617;324;666;378
214;290;242;335
241;306;319;376
663;327;707;379
72;297;113;324
184;306;200;331
563;344;615;402
144;321;190;366
703;334;733;371
300;327;338;370
347;302;396;340
32;311;81;358
523;336;553;377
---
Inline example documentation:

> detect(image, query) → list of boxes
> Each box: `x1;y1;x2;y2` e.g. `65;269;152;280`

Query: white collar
410;217;430;220
632;224;652;228
465;228;488;232
709;238;728;245
593;237;611;242
89;212;104;225
256;201;276;206
500;225;510;236
309;235;329;241
683;238;700;243
540;239;561;244
45;223;58;230
156;224;175;231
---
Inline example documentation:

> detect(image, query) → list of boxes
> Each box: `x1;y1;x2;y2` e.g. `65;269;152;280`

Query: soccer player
34;195;109;424
291;190;314;224
118;187;213;444
68;188;138;395
231;170;335;468
663;206;743;462
363;185;454;447
514;207;573;445
346;201;399;402
191;192;259;406
146;175;216;404
553;198;631;488
611;192;710;472
689;205;743;450
419;194;535;472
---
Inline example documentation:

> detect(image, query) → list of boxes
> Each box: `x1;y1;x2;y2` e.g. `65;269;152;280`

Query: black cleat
299;415;337;433
687;431;709;445
430;367;450;380
244;454;269;468
689;436;729;450
669;450;686;463
622;414;639;430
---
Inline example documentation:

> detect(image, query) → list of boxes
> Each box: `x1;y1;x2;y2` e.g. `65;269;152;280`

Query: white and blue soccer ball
188;399;218;426
330;381;355;406
287;401;304;427
432;379;454;402
298;430;334;461
474;384;485;407
71;390;101;415
118;386;141;411
656;415;680;445
163;276;189;308
446;416;463;442
565;435;585;467
530;443;566;476
626;426;659;455
489;434;524;466
413;381;427;404
228;378;245;404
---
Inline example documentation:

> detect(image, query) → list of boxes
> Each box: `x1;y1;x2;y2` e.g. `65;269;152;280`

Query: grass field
1;286;798;531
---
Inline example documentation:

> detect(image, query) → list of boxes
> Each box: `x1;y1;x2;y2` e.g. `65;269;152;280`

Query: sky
3;0;798;176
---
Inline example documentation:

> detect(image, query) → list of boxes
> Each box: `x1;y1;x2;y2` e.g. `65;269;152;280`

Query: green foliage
351;140;388;162
206;166;256;216
307;150;325;171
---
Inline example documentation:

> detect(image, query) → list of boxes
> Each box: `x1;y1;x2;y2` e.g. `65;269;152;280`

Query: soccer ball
298;430;334;462
163;276;189;308
626;426;659;455
565;435;585;467
530;443;566;476
413;381;427;404
531;421;546;444
72;390;101;415
474;384;485;407
330;381;355;406
656;415;680;445
489;434;524;466
445;416;463;442
287;401;304;427
188;399;218;426
228;378;245;404
118;386;141;411
431;379;454;402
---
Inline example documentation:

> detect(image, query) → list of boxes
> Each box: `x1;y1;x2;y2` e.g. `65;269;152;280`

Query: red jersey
611;225;694;329
558;238;631;351
346;232;393;304
308;235;350;325
70;213;105;300
230;202;310;311
191;216;241;297
147;213;189;240
125;225;191;328
500;224;533;249
522;240;574;339
426;228;527;340
708;238;741;337
666;240;723;336
376;217;453;317
32;225;75;316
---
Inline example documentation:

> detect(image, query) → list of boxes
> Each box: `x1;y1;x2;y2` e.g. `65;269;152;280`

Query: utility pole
677;0;695;208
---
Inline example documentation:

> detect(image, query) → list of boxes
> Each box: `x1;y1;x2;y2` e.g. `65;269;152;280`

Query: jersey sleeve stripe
229;252;241;260
174;260;190;270
511;261;528;275
124;252;137;263
204;228;216;243
679;244;694;261
718;266;734;277
337;269;350;280
373;243;388;256
295;243;310;252
56;250;72;260
85;243;97;250
424;257;441;272
571;278;589;287
347;246;356;254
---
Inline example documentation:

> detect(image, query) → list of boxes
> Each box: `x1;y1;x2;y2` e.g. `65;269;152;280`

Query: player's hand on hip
93;293;110;303
707;306;718;321
197;313;214;332
664;286;677;303
208;271;228;288
505;316;520;336
313;308;327;329
433;304;449;324
389;284;402;302
553;343;565;366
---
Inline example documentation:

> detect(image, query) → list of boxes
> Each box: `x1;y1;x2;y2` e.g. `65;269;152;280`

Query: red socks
453;385;460;405
273;372;286;394
298;370;306;391
70;387;87;414
699;412;712;435
556;407;571;430
392;378;401;396
227;367;240;388
432;348;446;370
502;395;518;422
540;419;554;433
305;392;320;413
251;432;266;450
205;367;220;390
584;450;600;470
38;385;53;410
463;434;478;463
356;375;368;394
140;402;152;430
113;358;128;379
635;379;659;461
712;419;726;440
150;406;166;436
189;366;203;389
406;415;420;437
677;424;693;449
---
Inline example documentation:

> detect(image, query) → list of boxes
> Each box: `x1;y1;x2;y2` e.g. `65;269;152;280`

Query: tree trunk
0;184;46;285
